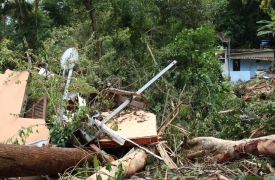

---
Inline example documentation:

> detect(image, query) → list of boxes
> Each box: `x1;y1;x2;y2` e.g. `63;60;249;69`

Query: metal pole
228;41;231;76
58;68;73;125
63;69;73;100
102;60;177;124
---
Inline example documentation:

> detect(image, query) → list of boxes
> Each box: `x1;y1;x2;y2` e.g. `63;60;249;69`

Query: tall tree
80;0;102;62
259;0;275;13
1;0;46;53
214;0;269;48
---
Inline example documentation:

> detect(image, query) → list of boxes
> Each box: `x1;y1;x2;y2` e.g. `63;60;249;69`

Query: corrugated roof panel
230;57;274;61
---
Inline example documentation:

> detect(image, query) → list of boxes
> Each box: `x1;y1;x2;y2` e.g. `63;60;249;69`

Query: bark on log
0;144;94;178
87;149;147;180
185;135;275;162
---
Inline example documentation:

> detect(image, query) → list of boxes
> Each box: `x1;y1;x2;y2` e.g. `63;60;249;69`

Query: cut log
87;149;147;180
0;143;94;178
185;135;275;162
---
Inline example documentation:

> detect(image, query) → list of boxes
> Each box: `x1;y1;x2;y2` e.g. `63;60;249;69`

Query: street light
218;32;231;76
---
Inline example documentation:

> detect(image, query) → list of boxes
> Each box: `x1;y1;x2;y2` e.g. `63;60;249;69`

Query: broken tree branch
157;102;184;134
87;149;147;180
218;109;234;114
184;135;275;162
156;142;178;169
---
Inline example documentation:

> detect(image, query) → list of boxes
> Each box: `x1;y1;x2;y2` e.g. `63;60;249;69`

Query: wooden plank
114;94;144;109
43;97;47;120
156;142;178;169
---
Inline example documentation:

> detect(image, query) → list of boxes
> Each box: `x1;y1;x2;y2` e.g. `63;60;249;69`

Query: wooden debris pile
0;59;182;179
237;78;275;101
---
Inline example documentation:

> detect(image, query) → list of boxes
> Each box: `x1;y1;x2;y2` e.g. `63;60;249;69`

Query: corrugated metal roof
229;49;275;61
230;56;274;61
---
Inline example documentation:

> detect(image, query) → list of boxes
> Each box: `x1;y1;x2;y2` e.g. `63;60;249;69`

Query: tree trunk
80;0;102;61
87;149;147;180
0;144;94;178
33;0;39;54
14;0;32;51
184;135;275;162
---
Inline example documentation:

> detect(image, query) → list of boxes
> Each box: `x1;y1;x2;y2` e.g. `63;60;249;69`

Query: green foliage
242;176;261;180
146;155;155;165
0;39;24;72
214;0;269;48
257;8;275;37
96;175;102;180
49;120;78;147
161;26;221;86
157;27;223;121
115;163;124;180
255;102;275;135
3;125;40;145
93;156;100;169
41;0;74;27
3;1;275;178
259;0;275;13
105;162;112;172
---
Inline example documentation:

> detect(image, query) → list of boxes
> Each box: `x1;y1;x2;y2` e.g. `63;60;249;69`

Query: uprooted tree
184;135;275;162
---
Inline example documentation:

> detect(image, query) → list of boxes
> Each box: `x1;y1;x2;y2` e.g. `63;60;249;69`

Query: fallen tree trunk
87;149;147;180
185;135;275;162
0;143;94;178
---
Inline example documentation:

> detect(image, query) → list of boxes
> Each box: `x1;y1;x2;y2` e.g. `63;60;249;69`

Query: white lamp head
60;47;79;70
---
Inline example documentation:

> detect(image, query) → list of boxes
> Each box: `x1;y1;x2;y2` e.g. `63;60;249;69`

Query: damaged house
220;41;275;82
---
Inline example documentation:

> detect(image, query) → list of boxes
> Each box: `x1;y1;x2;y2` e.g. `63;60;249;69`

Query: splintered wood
87;149;147;180
156;142;178;169
240;78;275;101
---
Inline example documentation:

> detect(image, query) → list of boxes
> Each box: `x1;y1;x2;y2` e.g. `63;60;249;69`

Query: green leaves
115;163;123;180
242;176;261;180
49;119;79;147
257;22;275;36
93;156;100;169
256;8;275;37
105;162;112;172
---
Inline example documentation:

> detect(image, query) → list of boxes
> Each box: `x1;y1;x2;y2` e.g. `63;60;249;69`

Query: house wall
229;71;250;82
228;59;274;82
248;60;273;77
221;62;228;77
220;51;229;78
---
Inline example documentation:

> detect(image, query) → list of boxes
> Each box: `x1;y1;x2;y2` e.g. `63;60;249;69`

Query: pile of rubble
0;48;184;179
239;77;275;101
255;66;275;79
2;48;275;180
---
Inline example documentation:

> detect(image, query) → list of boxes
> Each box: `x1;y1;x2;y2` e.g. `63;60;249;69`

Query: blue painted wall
229;59;274;79
230;71;250;82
